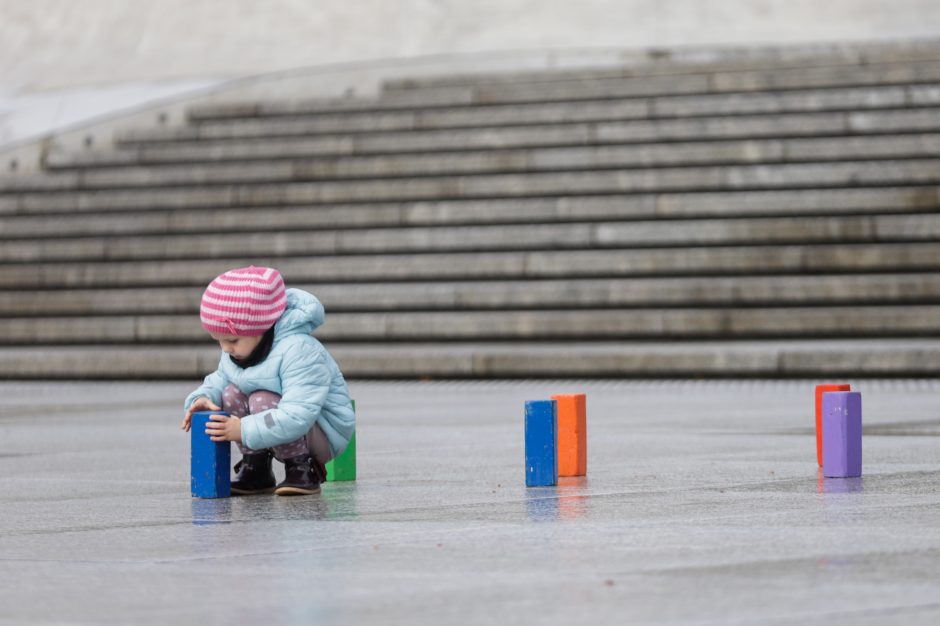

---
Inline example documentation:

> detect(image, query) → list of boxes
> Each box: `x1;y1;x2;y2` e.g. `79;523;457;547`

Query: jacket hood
274;288;325;338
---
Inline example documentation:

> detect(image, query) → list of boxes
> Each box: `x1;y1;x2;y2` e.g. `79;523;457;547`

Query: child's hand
206;414;242;443
181;397;222;432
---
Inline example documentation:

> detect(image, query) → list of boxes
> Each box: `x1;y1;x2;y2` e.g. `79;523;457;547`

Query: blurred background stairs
2;43;940;378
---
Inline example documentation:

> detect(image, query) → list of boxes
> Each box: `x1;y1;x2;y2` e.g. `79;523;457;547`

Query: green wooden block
326;432;356;481
326;400;356;482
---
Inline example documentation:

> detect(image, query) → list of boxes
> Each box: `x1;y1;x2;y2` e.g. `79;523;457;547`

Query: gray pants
221;384;332;464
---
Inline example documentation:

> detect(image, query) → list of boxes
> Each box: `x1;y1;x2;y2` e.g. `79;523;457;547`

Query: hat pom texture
200;266;287;336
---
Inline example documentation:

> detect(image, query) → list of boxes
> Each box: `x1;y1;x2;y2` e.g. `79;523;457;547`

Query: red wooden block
551;393;587;477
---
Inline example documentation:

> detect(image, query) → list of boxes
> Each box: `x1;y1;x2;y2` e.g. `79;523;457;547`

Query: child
181;266;355;496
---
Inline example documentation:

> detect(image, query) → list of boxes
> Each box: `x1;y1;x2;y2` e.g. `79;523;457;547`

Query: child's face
210;333;263;361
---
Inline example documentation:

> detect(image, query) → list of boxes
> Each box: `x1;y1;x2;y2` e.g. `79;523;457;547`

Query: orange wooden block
551;393;587;477
815;383;850;467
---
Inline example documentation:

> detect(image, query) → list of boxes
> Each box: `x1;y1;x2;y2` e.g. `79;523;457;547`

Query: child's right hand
181;397;222;432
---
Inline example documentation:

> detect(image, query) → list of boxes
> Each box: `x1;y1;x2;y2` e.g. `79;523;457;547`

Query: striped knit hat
200;266;287;336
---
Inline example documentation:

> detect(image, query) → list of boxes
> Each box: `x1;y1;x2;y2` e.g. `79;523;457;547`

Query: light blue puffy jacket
184;288;355;457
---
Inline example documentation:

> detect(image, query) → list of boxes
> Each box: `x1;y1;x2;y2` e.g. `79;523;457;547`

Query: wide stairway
2;44;940;379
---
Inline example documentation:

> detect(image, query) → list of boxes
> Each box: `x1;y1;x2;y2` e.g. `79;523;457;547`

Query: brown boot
274;455;321;496
231;451;276;495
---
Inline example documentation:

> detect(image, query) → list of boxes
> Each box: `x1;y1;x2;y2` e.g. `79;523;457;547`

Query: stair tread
2;339;938;378
4;47;938;377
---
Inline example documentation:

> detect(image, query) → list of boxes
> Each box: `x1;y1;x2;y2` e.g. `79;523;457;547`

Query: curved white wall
5;0;940;90
2;0;940;146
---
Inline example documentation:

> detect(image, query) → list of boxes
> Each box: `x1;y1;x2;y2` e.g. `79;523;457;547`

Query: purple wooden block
821;391;862;478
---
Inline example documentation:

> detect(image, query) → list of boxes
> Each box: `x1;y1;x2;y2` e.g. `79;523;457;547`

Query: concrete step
1;274;936;317
183;59;940;118
95;108;940;163
4;305;940;344
30;134;940;189
106;84;940;147
2;339;938;378
5;159;940;215
2;187;936;238
7;47;938;381
0;243;935;289
393;60;940;108
380;43;940;90
1;214;938;263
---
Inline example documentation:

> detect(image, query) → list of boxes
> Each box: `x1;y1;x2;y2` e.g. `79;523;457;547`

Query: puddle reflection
191;497;233;525
190;483;359;524
321;483;359;520
816;468;864;494
815;468;866;524
526;477;590;521
272;493;333;519
557;477;590;520
272;483;361;521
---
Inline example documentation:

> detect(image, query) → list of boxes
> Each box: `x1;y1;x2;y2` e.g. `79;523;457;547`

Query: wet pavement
1;379;939;625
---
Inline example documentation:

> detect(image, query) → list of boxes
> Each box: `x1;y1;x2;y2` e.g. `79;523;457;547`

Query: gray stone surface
464;61;940;105
4;158;940;213
97;84;940;150
5;306;940;344
1;379;939;625
109;107;940;157
2;340;940;379
2;48;938;382
1;274;938;317
53;105;940;169
2;214;937;262
381;43;940;89
2;187;937;238
1;243;938;289
14;135;940;190
197;59;940;115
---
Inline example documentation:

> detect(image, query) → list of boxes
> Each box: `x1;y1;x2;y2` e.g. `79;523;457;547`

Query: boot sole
274;485;322;496
231;486;276;496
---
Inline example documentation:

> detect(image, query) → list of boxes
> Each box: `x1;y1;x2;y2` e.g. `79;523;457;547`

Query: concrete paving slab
0;379;939;625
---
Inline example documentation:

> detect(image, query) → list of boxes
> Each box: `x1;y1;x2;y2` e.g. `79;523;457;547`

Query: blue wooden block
525;400;558;487
191;411;231;498
822;391;862;478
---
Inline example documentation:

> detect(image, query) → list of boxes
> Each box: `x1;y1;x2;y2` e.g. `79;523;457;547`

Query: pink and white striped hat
200;266;287;336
